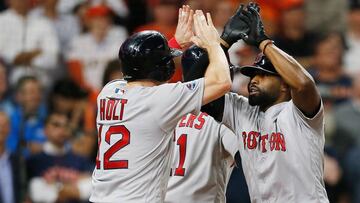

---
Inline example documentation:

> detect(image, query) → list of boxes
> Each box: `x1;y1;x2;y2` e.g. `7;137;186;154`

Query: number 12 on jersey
96;124;131;170
174;134;187;176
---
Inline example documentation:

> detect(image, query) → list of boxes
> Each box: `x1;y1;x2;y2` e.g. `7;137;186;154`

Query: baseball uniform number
174;134;187;176
96;124;131;170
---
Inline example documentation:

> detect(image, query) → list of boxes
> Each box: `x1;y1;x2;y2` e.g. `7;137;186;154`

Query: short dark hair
52;78;88;99
44;111;68;126
314;32;348;51
102;59;122;86
15;75;40;92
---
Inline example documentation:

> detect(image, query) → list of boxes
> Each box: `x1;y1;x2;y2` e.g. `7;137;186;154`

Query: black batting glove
239;4;269;48
220;4;250;48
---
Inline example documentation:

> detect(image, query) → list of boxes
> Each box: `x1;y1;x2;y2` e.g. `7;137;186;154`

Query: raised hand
174;5;194;48
239;4;269;47
247;2;260;12
220;4;249;48
191;10;220;50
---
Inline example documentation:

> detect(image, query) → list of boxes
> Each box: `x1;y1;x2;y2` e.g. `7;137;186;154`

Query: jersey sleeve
155;78;205;133
219;124;239;159
289;100;324;134
222;92;245;131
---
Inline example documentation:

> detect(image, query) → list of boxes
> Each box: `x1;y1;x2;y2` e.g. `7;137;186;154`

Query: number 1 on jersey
174;134;187;176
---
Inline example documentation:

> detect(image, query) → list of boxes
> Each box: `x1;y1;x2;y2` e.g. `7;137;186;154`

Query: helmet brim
170;48;183;57
240;65;278;77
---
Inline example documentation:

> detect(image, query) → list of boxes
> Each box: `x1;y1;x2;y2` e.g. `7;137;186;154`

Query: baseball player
163;7;245;203
180;3;329;203
90;10;232;203
164;49;241;202
165;112;239;203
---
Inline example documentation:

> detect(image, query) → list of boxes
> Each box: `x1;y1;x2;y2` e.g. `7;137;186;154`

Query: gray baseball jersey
90;78;204;203
223;93;329;203
165;112;239;203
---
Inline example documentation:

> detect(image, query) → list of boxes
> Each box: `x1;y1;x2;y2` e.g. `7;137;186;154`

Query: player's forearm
260;41;315;91
205;45;231;88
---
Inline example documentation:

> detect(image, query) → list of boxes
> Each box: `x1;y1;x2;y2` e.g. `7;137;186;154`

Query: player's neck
260;95;290;112
127;80;163;87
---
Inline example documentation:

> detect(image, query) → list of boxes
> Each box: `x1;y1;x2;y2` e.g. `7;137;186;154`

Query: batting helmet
181;45;209;82
240;54;279;77
181;45;237;82
119;31;182;82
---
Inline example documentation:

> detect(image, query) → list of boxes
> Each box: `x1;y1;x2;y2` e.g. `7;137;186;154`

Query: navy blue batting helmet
240;54;279;77
119;31;182;82
181;45;237;82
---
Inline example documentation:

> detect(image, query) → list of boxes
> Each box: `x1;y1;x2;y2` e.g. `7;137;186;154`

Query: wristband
168;37;182;49
261;40;274;54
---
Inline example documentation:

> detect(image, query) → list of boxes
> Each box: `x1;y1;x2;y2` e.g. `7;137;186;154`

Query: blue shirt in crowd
6;104;47;156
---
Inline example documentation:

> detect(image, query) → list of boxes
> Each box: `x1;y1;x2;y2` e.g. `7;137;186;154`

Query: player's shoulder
103;79;127;90
99;79;127;96
104;79;127;88
226;92;248;103
280;99;324;128
225;92;255;113
157;78;204;92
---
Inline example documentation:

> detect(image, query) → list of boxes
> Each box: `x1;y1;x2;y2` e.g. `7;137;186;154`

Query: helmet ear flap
118;30;181;82
148;59;175;82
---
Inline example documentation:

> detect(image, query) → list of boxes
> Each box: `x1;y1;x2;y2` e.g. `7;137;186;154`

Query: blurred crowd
0;0;359;202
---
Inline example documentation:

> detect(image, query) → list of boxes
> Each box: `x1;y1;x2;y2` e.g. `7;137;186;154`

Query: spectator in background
186;0;219;13
67;5;127;103
102;59;123;87
327;71;360;200
6;76;47;156
0;0;60;87
323;148;349;203
27;112;92;203
333;72;360;154
305;0;348;34
31;0;81;55
213;1;244;66
135;0;177;39
0;112;24;203
48;78;95;134
344;144;360;202
58;0;129;18
252;0;284;37
125;0;149;33
57;0;85;14
0;61;14;115
73;0;91;34
310;33;352;105
273;1;317;68
72;131;97;164
213;1;235;33
344;1;360;75
91;0;129;18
